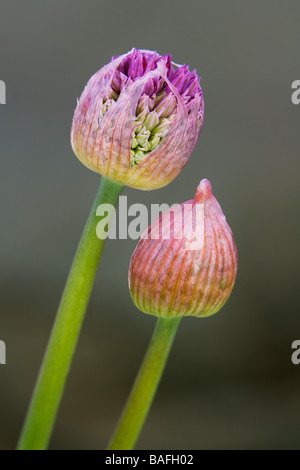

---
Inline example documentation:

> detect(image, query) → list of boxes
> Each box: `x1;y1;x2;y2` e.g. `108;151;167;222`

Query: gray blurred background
0;0;299;450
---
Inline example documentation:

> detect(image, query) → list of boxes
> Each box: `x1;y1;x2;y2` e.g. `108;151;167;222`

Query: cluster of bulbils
71;48;237;318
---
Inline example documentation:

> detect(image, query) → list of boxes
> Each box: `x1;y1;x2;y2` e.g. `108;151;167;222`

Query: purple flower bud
129;179;238;317
71;49;204;190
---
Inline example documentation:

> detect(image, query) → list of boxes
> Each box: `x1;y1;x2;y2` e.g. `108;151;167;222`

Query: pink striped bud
129;179;238;317
71;48;204;190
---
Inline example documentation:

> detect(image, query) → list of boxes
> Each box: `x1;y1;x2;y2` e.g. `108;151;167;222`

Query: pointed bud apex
194;178;213;203
71;48;204;190
129;179;238;318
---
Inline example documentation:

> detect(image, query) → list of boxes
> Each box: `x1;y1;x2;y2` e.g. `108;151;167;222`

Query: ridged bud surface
129;179;238;317
71;48;204;190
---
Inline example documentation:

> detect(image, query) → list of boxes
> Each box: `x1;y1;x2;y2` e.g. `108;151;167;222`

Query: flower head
129;179;238;317
71;48;204;190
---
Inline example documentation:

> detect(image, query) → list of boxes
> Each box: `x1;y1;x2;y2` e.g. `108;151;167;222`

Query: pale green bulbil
130;105;175;167
144;111;160;130
97;93;176;167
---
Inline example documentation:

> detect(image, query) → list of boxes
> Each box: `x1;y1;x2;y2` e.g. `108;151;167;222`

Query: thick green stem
17;176;123;450
107;317;181;450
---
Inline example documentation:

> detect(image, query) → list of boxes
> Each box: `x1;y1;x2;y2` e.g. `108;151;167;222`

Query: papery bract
71;48;204;190
129;179;238;317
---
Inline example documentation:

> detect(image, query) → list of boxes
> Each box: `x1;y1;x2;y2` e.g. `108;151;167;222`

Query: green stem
17;176;123;450
107;317;181;450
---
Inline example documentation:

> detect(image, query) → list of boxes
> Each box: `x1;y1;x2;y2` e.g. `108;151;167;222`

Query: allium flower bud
71;48;204;190
129;179;238;318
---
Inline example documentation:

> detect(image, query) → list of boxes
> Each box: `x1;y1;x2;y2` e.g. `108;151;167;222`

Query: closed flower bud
129;179;238;317
71;48;204;190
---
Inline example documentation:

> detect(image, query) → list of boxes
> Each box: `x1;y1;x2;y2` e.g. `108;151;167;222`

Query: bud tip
194;178;212;204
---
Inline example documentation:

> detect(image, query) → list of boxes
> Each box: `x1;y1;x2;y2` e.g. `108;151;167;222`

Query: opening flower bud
129;179;238;318
71;48;204;190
